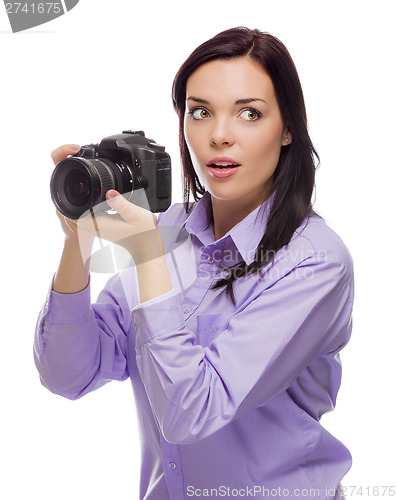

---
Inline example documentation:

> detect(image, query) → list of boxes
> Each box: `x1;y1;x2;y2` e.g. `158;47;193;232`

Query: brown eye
240;109;261;121
190;107;210;120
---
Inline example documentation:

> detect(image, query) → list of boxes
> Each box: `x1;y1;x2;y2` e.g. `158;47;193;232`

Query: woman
34;27;354;499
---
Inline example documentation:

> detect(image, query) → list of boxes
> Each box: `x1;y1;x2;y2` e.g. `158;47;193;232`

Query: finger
106;190;143;223
55;208;75;226
51;144;81;165
105;190;137;219
106;190;158;230
106;189;124;208
106;190;145;217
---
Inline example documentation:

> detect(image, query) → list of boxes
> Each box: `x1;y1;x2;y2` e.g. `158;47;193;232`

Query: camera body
50;130;172;219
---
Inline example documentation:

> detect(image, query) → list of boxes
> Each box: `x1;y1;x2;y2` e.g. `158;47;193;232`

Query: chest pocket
196;313;231;348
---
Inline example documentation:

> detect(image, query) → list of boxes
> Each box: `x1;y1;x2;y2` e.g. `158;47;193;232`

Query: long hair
172;27;319;305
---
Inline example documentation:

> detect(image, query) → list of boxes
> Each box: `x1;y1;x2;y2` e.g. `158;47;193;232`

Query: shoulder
261;211;354;289
292;211;354;273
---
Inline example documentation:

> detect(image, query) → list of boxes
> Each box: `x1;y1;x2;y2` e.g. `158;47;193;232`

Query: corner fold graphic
5;0;80;33
64;0;79;11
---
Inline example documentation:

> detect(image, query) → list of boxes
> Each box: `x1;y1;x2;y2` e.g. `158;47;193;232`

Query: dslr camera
50;130;172;219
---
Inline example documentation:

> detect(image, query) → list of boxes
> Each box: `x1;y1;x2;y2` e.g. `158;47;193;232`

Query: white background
1;1;396;499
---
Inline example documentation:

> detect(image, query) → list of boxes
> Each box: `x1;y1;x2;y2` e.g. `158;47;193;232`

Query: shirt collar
183;191;275;265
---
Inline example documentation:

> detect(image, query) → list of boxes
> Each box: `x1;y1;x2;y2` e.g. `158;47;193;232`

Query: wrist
124;224;164;266
53;241;90;294
64;231;94;252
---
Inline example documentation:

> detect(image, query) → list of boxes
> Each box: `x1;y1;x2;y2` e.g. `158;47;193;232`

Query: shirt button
207;256;214;264
169;462;177;470
184;306;190;314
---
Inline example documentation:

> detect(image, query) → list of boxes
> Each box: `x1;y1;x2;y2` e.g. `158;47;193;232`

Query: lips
206;157;241;169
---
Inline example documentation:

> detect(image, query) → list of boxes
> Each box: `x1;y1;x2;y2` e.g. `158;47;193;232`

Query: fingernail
71;144;80;151
106;190;119;204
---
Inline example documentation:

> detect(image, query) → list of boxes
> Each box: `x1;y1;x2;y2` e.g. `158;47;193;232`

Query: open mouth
206;161;241;178
207;162;241;169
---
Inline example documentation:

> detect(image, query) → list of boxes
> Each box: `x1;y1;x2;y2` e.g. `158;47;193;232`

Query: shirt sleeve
34;270;136;400
132;250;354;445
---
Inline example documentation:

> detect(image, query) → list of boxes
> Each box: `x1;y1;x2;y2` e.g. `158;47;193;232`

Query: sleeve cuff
45;278;92;324
131;287;179;311
132;291;185;347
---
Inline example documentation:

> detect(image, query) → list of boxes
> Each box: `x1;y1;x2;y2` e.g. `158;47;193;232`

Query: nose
210;118;234;148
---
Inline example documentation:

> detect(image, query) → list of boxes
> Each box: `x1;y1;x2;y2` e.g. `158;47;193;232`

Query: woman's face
184;57;289;213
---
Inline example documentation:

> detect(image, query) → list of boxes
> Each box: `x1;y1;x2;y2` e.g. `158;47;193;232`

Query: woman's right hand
51;144;94;293
51;144;82;241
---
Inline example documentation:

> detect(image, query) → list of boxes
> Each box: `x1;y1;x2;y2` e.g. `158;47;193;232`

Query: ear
282;130;292;146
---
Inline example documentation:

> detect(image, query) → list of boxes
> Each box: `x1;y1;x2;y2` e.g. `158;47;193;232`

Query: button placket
160;435;184;498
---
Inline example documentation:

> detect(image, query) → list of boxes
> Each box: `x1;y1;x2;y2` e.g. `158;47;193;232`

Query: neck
211;197;262;241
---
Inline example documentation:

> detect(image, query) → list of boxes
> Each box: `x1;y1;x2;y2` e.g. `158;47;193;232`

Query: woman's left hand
77;190;164;266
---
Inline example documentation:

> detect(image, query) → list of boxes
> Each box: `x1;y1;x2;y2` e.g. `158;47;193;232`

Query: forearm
135;254;173;304
133;228;172;304
35;261;133;399
53;236;93;293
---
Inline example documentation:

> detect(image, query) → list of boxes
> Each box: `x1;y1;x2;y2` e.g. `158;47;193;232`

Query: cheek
246;122;284;157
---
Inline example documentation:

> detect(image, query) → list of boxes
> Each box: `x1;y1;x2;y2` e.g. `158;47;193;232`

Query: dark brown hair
172;27;319;305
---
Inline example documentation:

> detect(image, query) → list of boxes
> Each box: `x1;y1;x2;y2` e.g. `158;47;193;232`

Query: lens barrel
50;156;133;219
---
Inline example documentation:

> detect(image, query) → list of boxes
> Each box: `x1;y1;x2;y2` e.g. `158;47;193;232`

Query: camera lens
50;156;132;219
64;169;91;207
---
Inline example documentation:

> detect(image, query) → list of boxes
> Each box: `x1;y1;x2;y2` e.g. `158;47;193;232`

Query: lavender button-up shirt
34;191;354;499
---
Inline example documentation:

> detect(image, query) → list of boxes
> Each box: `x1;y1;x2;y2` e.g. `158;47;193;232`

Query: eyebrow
187;97;267;105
